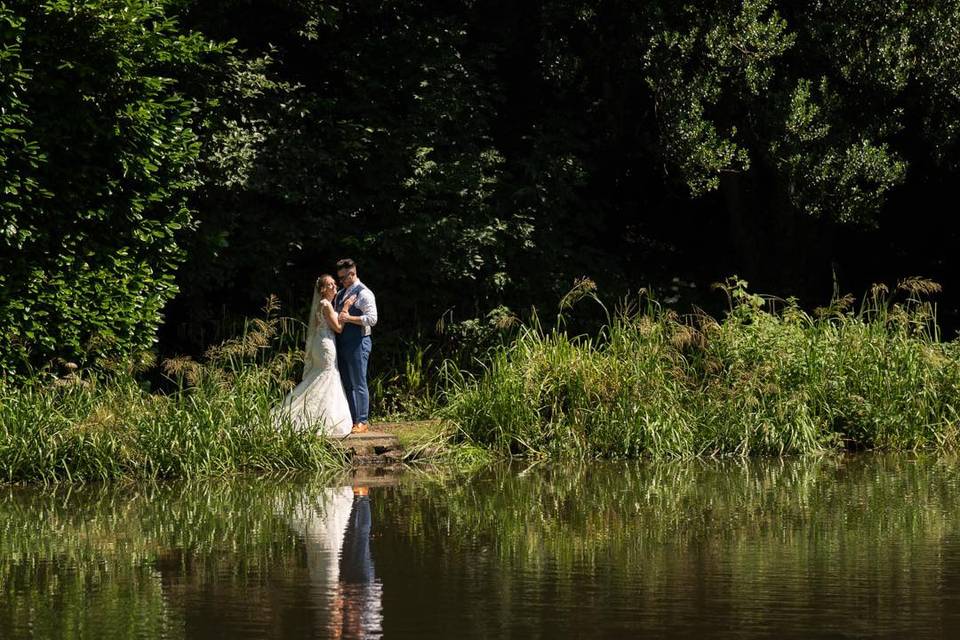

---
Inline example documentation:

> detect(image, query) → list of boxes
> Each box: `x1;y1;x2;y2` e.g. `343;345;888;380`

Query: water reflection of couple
288;485;382;639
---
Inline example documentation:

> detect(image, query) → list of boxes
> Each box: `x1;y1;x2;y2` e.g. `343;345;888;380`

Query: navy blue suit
335;282;373;424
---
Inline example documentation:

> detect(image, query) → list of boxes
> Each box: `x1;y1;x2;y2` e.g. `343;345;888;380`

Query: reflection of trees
373;455;960;638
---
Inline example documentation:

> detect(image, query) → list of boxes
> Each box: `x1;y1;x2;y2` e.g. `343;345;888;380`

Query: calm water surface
2;455;960;639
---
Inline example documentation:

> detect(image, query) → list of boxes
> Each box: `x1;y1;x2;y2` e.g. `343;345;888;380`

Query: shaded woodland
3;0;960;375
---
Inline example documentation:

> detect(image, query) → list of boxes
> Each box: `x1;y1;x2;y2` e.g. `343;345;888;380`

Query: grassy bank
0;301;345;483
5;276;959;482
442;278;960;457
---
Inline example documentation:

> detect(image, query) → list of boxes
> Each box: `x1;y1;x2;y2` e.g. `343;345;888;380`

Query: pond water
2;454;960;639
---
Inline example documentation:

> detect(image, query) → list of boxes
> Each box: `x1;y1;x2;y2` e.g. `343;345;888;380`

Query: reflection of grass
1;559;175;640
394;455;959;553
0;472;344;639
0;299;346;483
378;456;960;615
0;473;335;565
443;278;960;457
373;455;960;636
2;457;959;637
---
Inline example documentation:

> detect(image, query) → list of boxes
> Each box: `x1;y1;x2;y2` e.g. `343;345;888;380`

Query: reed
0;299;345;483
370;343;441;420
441;277;960;457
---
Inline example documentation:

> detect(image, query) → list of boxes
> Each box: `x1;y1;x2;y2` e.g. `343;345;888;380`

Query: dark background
3;0;959;375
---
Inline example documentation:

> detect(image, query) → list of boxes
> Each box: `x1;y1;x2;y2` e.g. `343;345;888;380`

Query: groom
334;258;378;433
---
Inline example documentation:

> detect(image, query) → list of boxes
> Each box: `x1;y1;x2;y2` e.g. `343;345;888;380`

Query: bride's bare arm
322;296;355;333
321;301;342;333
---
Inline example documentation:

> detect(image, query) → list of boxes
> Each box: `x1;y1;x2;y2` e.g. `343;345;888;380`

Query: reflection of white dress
286;485;384;638
288;486;355;585
275;299;352;437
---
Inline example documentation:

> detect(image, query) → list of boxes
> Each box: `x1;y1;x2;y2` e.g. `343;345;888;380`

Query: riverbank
0;372;346;483
0;310;348;483
442;278;960;457
3;278;958;483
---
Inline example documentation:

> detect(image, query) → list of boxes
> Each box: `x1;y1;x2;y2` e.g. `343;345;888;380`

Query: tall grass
370;343;441;420
0;298;345;483
442;277;960;457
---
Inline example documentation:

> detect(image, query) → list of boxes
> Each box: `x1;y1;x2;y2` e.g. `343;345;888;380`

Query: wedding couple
275;258;378;437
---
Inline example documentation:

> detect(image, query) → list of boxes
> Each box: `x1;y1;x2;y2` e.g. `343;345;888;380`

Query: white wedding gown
274;298;353;437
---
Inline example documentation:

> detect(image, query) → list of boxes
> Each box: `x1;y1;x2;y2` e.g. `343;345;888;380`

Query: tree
639;0;960;288
0;0;223;375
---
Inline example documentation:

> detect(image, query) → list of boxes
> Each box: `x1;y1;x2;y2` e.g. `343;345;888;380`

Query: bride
274;275;355;437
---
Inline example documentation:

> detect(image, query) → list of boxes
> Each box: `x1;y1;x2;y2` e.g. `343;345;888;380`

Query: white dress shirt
350;280;378;337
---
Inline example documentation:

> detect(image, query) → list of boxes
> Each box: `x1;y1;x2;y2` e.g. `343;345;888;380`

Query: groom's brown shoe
352;422;369;434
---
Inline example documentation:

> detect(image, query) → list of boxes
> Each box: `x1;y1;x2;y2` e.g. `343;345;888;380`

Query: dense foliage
3;0;960;373
0;0;222;375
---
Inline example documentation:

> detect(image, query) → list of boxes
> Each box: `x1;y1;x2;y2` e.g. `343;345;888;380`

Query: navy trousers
340;495;374;583
337;335;371;424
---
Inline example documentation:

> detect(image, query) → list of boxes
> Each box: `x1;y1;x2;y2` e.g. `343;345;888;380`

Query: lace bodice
316;299;336;339
306;299;337;372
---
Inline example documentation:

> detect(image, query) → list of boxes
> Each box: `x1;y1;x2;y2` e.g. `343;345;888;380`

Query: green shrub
0;1;224;375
